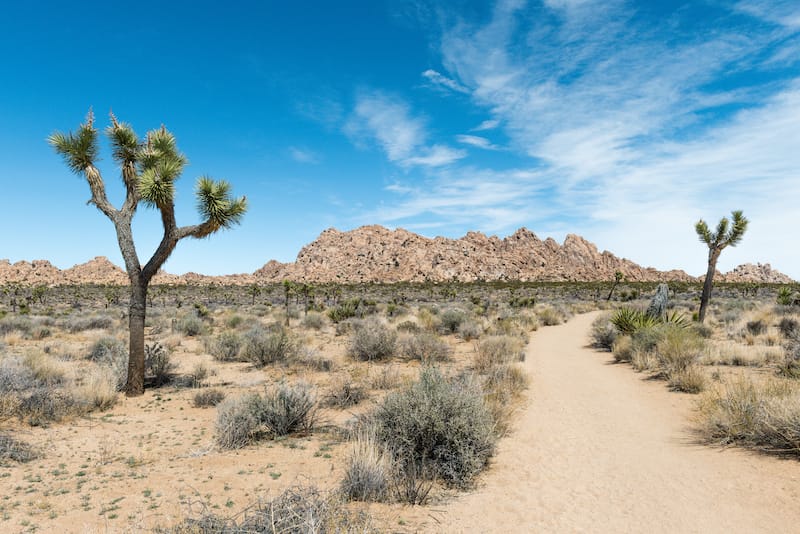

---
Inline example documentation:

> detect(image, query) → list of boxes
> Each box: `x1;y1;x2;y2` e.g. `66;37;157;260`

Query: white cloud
288;146;319;164
736;0;800;29
422;69;469;93
472;119;500;131
364;1;800;278
344;90;465;168
456;134;501;150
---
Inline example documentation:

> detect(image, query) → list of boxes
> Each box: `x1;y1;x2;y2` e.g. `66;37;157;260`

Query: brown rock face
254;225;698;283
719;263;794;284
1;226;793;286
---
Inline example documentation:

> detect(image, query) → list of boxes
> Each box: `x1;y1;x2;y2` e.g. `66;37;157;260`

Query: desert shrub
398;332;451;363
655;326;705;380
483;364;529;399
214;393;263;449
327;298;370;323
416;307;442;332
348;317;396;362
334;319;356;336
0;433;40;465
778;334;800;378
301;311;326;330
696;376;800;455
145;342;175;386
457;319;483;341
589;314;617;351
194;388;226;408
162;485;375;533
0;315;32;336
778;317;799;338
396;320;421;333
18;387;76;426
64;314;114;333
86;337;127;391
745;319;767;336
242;325;298;366
324;377;368;409
23;351;67;387
258;382;318;437
175;314;206;337
439;308;467;334
295;348;335;372
612;335;634;363
474;335;525;373
374;367;496;489
611;307;659;335
537;306;563;326
631;324;666;354
631;349;658;372
209;331;244;362
341;427;391;502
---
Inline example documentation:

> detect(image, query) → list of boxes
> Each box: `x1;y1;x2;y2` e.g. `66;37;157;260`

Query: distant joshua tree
695;210;748;323
606;271;623;301
49;110;246;396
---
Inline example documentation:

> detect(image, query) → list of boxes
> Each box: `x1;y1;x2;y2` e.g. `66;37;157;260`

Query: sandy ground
418;311;800;533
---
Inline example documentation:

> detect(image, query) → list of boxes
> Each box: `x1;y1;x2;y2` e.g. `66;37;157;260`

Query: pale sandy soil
407;311;800;533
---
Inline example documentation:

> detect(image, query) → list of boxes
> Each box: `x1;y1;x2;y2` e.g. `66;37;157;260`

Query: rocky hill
2;226;794;285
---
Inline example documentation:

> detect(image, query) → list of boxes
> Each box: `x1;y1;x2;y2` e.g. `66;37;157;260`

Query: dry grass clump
340;427;392;502
655;326;707;393
215;382;317;449
87;336;128;390
348;317;396;362
397;331;451;362
73;366;118;411
63;314;114;333
482;364;529;435
162;485;375;533
301;311;327;330
438;308;468;334
536;305;569;326
474;334;525;373
457;319;483;340
696;375;800;455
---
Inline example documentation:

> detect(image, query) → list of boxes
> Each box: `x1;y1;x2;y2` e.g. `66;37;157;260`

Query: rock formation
1;225;794;285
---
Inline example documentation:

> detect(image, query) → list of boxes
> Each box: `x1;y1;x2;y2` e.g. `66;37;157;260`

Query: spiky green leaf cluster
611;307;689;336
48;119;99;175
137;127;187;208
106;121;139;166
196;177;247;232
695;210;748;250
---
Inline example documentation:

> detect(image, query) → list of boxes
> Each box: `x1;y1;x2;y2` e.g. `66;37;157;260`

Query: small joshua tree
695;210;748;323
50;110;246;396
606;270;623;301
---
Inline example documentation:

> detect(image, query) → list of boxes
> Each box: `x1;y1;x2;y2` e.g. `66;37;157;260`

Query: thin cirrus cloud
421;68;470;93
361;0;800;277
288;146;319;164
456;134;501;150
343;89;466;167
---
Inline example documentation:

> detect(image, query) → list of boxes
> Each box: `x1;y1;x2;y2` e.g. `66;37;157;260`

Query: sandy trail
429;311;800;533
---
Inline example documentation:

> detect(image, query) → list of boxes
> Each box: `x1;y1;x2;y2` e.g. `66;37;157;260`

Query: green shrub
209;331;244;362
537;306;563;326
175;314;206;336
257;382;318;437
398;332;451;363
242;325;298;366
655;326;705;380
348;317;396;362
439;308;467;334
375;367;496;489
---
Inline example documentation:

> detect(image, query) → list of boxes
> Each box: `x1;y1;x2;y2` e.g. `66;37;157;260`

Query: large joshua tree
695;210;748;323
49;110;247;396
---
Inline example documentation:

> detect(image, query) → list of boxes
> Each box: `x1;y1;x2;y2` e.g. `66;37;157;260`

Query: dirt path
426;311;800;533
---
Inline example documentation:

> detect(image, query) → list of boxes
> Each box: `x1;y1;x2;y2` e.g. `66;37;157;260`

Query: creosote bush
374;367;496;489
348;317;396;362
209;331;244;362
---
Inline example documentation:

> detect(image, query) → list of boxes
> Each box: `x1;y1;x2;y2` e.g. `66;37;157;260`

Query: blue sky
1;0;798;278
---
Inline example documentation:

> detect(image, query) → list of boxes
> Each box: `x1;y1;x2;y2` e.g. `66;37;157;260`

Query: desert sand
423;311;800;533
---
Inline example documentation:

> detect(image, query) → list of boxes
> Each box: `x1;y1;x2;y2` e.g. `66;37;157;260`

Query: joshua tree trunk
698;250;719;323
127;280;148;395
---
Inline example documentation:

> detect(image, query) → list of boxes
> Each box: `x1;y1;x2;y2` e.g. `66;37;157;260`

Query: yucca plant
611;308;659;336
50;110;246;396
